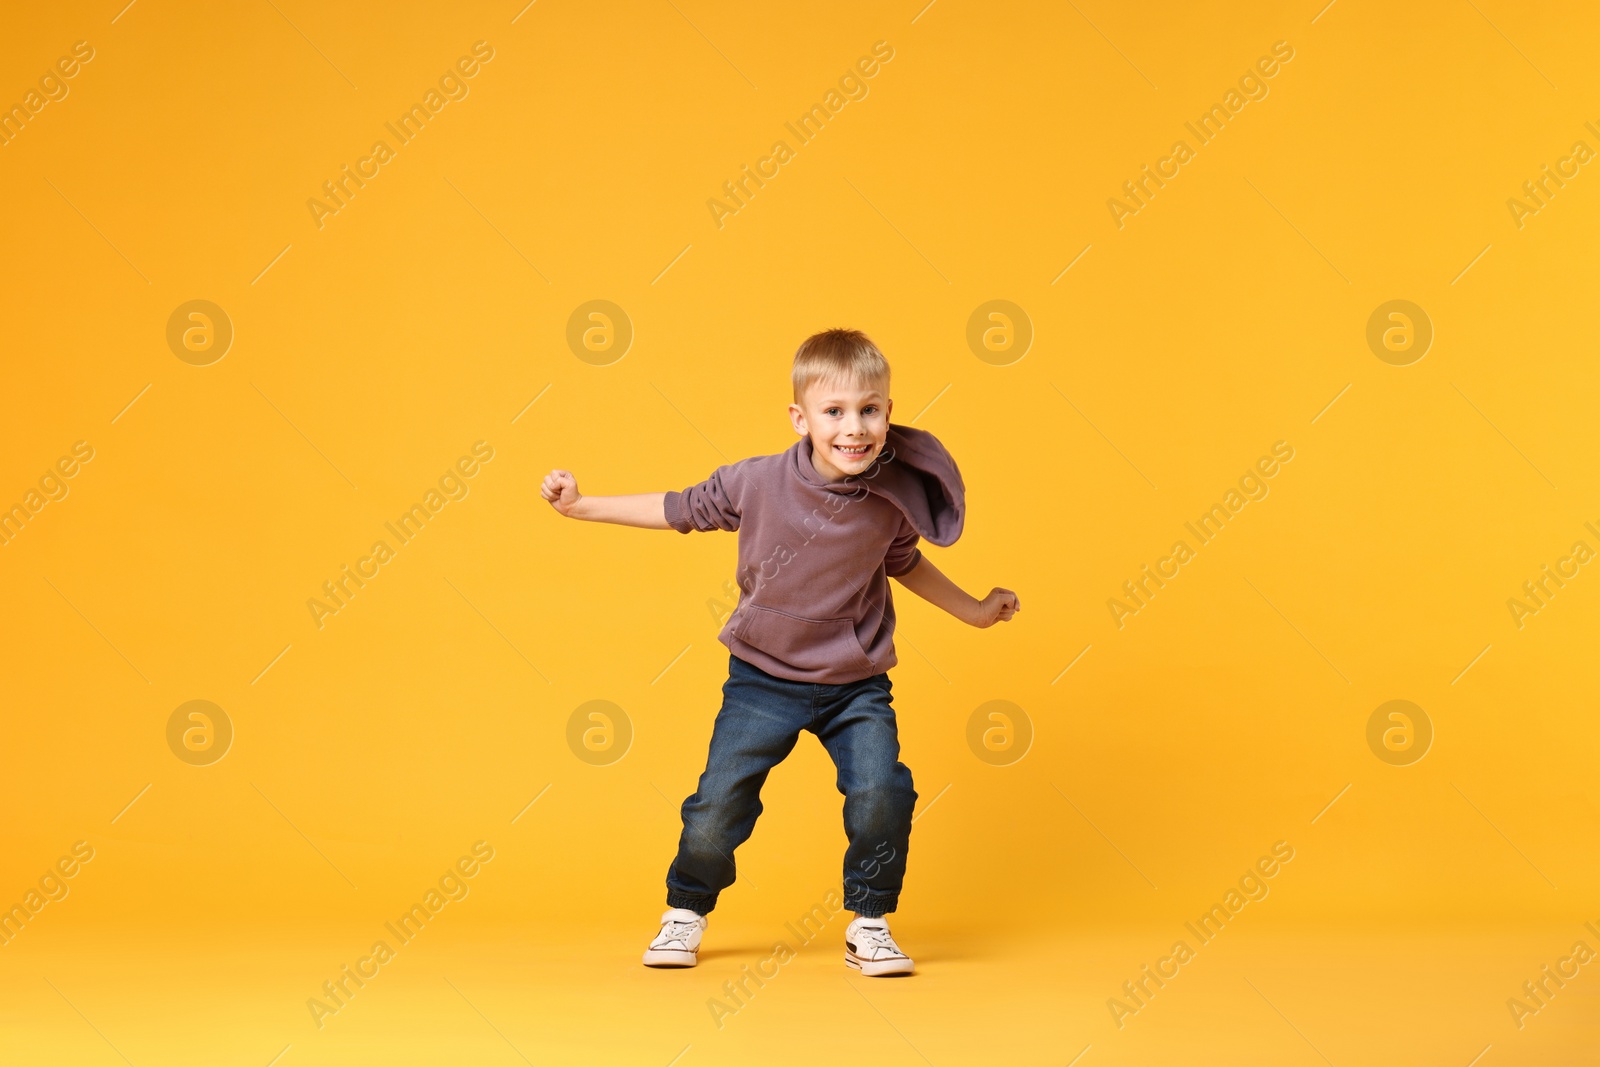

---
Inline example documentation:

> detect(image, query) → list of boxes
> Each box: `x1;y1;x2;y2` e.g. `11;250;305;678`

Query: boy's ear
788;403;808;435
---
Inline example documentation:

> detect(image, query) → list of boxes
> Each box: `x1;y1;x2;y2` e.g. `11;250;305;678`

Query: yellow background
2;0;1597;1063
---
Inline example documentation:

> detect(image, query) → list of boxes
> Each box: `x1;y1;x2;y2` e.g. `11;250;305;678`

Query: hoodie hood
796;422;965;546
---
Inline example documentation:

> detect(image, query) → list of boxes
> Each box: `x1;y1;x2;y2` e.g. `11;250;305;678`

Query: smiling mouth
834;444;872;458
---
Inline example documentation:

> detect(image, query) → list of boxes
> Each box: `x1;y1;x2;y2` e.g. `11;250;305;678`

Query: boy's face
788;375;893;483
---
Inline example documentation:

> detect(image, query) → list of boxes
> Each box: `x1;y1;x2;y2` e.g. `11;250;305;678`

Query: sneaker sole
845;950;914;977
643;948;699;968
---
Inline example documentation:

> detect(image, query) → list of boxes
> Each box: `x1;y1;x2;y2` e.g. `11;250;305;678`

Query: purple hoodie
663;423;965;684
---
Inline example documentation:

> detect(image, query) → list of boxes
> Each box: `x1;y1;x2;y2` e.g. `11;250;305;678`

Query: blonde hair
791;328;891;403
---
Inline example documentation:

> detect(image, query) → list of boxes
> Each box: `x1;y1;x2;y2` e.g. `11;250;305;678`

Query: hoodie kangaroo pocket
734;604;873;676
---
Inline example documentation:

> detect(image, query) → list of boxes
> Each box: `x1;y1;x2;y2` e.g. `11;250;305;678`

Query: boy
540;328;1019;976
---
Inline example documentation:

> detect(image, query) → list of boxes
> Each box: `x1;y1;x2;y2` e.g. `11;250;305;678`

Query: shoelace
658;920;700;945
853;925;901;955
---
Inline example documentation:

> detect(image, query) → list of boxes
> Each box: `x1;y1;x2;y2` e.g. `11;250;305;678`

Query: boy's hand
970;587;1020;628
540;469;583;517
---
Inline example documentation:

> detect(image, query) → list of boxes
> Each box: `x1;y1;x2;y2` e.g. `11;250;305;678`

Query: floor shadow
694;945;789;962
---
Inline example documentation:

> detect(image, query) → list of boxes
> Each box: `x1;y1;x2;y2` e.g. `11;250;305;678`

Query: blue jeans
665;653;917;918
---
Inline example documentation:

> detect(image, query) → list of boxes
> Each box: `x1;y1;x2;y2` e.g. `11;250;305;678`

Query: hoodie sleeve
884;517;923;577
663;463;742;533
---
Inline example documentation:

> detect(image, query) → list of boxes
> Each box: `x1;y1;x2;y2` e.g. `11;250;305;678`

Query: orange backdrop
2;1;1597;1064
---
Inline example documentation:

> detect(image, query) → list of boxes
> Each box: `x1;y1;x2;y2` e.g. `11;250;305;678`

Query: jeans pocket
735;604;873;676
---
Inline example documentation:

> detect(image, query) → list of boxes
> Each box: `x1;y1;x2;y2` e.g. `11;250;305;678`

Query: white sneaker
642;907;707;967
845;915;914;976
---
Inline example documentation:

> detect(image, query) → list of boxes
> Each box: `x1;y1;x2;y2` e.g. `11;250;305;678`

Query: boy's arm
892;554;1020;628
570;492;671;529
540;470;671;529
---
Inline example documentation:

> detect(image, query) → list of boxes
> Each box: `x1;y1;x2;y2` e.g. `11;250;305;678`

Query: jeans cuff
666;890;718;914
843;890;898;918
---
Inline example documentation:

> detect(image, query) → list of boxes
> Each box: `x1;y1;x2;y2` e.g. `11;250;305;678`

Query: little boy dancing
540;329;1019;976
